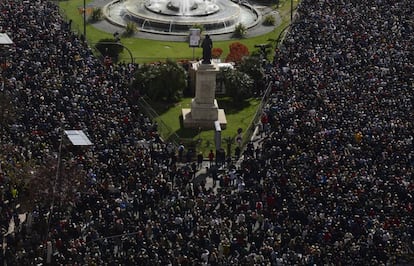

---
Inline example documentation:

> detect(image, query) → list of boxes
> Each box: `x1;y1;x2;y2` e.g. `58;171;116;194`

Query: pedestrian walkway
183;123;263;194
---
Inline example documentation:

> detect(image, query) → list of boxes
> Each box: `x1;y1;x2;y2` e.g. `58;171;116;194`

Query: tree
131;59;187;102
95;38;124;58
263;14;276;26
238;56;265;92
219;67;254;103
21;158;86;210
253;43;272;60
225;42;250;64
90;7;103;22
0;145;86;211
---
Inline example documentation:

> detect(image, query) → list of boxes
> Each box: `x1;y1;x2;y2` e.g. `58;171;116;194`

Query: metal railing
136;96;180;148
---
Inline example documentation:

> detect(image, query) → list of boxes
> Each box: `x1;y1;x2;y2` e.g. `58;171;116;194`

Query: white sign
0;33;13;45
189;28;201;47
64;130;93;146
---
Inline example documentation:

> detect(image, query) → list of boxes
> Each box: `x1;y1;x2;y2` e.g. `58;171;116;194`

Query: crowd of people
0;0;413;265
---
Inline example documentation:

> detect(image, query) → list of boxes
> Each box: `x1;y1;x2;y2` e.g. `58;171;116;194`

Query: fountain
146;0;219;16
103;0;260;35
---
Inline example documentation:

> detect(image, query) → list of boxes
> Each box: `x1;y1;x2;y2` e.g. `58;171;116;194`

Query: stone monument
182;36;227;129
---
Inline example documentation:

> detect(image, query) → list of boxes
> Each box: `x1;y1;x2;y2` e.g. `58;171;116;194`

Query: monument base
181;61;227;129
190;99;219;120
182;108;227;129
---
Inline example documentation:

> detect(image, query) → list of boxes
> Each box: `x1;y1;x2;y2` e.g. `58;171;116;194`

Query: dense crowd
0;0;413;265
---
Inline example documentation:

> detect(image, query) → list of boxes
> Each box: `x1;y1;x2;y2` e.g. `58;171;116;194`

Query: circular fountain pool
104;0;260;35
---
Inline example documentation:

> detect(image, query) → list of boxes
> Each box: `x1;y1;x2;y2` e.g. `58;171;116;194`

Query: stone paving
189;124;262;191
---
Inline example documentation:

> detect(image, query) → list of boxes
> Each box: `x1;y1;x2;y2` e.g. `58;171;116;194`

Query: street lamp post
83;0;86;40
47;132;92;220
290;0;293;21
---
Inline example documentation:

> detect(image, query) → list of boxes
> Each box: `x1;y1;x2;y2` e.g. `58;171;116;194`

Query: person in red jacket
208;150;215;166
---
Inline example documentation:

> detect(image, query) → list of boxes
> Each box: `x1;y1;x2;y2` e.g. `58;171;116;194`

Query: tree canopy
219;67;254;103
238;56;266;93
95;38;124;58
131;59;187;102
225;42;250;64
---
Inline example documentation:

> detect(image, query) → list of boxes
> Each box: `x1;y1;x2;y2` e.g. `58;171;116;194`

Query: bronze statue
201;35;213;64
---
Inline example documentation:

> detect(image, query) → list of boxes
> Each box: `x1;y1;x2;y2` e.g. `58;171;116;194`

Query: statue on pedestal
201;35;213;64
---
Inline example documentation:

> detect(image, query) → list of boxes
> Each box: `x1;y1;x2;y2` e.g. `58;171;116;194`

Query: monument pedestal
182;62;227;129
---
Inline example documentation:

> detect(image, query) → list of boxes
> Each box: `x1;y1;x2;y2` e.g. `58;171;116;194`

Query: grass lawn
150;97;261;156
59;0;299;63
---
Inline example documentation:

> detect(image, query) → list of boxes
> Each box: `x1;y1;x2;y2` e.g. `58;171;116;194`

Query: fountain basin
104;0;260;35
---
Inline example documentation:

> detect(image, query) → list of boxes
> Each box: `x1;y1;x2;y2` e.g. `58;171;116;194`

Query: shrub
263;14;276;26
90;7;103;22
225;42;249;64
212;48;223;59
131;60;187;102
219;67;254;103
234;23;247;38
123;22;138;37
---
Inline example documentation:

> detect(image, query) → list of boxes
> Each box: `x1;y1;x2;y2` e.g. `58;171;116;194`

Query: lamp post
47;131;92;222
290;0;293;21
83;0;86;40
